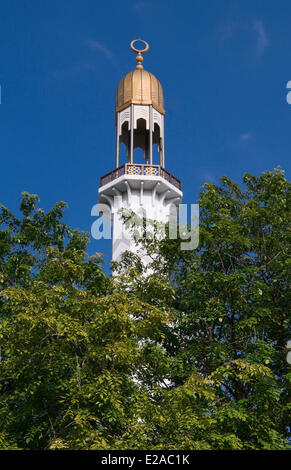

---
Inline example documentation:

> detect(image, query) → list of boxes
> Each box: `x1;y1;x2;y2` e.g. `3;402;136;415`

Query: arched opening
153;123;161;165
133;118;150;163
117;116;164;167
119;121;130;165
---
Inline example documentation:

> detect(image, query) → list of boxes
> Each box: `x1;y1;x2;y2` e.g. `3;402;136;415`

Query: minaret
98;40;183;262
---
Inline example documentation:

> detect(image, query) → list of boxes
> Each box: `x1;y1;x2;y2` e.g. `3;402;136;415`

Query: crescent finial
130;39;149;69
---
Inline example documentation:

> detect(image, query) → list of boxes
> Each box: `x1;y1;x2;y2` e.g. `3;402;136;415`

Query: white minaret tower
99;39;182;262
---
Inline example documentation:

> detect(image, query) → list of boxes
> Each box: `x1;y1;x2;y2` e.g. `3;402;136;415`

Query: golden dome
116;69;165;115
115;40;165;115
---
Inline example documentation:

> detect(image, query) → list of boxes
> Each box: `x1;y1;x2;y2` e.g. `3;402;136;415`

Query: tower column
161;115;165;167
149;105;153;165
116;112;120;168
130;104;134;163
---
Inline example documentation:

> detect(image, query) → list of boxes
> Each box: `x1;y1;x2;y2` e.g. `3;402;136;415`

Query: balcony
100;163;181;190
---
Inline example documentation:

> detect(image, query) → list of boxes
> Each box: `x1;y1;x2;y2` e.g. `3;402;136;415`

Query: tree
0;193;167;449
0;168;290;450
121;168;291;449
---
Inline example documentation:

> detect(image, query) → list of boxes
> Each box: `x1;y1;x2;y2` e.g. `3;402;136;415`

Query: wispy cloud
53;40;120;80
53;62;96;80
219;20;239;41
219;18;269;57
133;1;150;13
86;40;119;71
252;20;269;56
239;132;253;143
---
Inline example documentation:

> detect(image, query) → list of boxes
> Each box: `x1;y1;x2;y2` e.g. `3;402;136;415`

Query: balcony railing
100;164;181;190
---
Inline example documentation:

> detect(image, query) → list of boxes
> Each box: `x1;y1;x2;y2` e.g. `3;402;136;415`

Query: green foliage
0;170;290;450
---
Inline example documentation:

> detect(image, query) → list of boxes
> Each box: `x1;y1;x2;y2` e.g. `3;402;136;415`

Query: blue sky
0;0;290;266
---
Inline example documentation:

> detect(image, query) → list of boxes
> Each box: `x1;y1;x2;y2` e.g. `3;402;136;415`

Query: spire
130;39;149;70
98;39;182;264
